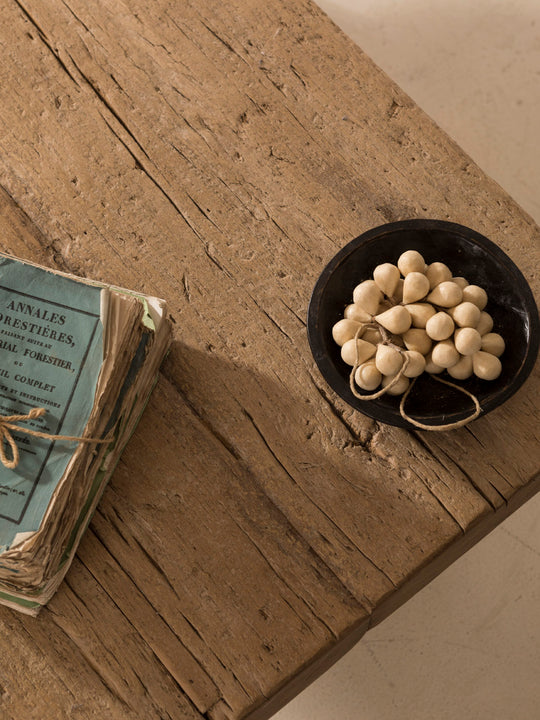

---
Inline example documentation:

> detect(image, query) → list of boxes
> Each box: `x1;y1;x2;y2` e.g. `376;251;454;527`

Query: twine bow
0;407;110;469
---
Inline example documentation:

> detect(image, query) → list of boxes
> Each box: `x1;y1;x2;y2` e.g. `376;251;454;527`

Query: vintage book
0;252;172;615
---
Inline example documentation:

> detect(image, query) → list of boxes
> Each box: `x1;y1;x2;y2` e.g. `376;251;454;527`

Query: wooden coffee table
0;1;538;719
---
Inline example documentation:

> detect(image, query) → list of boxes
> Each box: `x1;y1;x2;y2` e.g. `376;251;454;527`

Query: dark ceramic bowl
307;219;539;430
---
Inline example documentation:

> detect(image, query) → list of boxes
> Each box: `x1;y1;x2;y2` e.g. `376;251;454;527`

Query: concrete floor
274;2;540;718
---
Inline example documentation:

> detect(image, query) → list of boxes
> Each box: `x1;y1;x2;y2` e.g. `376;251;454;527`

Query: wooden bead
361;326;383;345
402;328;432;355
424;351;445;374
373;263;400;297
425;311;454;341
402;271;430;304
397;250;426;275
354;360;382;391
450;301;481;328
352;280;382;315
426;262;452;289
375;344;404;375
476;311;494;336
447;355;474;380
402;350;426;378
405;302;436;328
344;303;372;324
374;305;412;334
341;338;376;366
462;284;488;310
431;340;460;368
473;351;502;380
382;373;410;395
426;281;463;308
454;327;482;356
481;332;505;357
332;318;362;346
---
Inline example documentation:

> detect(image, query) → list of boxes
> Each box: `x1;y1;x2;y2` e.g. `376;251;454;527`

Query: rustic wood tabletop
1;1;539;719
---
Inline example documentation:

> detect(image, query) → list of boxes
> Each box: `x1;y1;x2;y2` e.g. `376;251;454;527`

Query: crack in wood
200;20;250;67
14;0;80;86
58;0;92;36
47;585;134;711
67;51;152;161
308;374;376;449
408;465;466;533
99;114;206;243
258;307;293;342
279;299;306;327
289;63;306;88
486;476;510;505
242;408;398;590
488;462;515;494
159;366;243;462
12;0;48;39
229;517;347;640
463;423;487;448
78;528;212;718
203;697;235;720
186;192;223;232
410;430;499;512
183;116;216;154
182;272;192;302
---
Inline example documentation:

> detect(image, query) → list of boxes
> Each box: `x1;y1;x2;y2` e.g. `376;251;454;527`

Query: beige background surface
275;1;540;718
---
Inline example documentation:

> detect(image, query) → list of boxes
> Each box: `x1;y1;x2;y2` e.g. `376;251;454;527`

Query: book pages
0;252;171;614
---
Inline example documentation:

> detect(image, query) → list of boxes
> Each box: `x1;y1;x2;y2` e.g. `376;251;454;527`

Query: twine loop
348;322;482;431
0;407;111;469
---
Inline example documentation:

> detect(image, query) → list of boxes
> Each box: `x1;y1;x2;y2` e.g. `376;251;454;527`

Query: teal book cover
0;257;104;552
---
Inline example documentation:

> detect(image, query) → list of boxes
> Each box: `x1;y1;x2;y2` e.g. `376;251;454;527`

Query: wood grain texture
0;0;538;718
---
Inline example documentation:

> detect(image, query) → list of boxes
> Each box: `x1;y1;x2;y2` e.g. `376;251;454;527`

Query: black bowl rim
307;218;540;429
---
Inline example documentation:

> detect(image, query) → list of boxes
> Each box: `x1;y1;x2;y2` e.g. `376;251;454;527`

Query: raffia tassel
0;408;111;470
348;323;482;431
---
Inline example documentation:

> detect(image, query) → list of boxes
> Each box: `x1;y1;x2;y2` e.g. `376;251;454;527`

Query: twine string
347;320;482;430
399;375;481;431
349;323;410;400
0;407;111;470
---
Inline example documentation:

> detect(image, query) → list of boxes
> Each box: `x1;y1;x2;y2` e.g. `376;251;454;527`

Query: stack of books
0;253;171;614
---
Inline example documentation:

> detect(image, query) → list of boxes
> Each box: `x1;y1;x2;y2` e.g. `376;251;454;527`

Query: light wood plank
0;0;538;718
